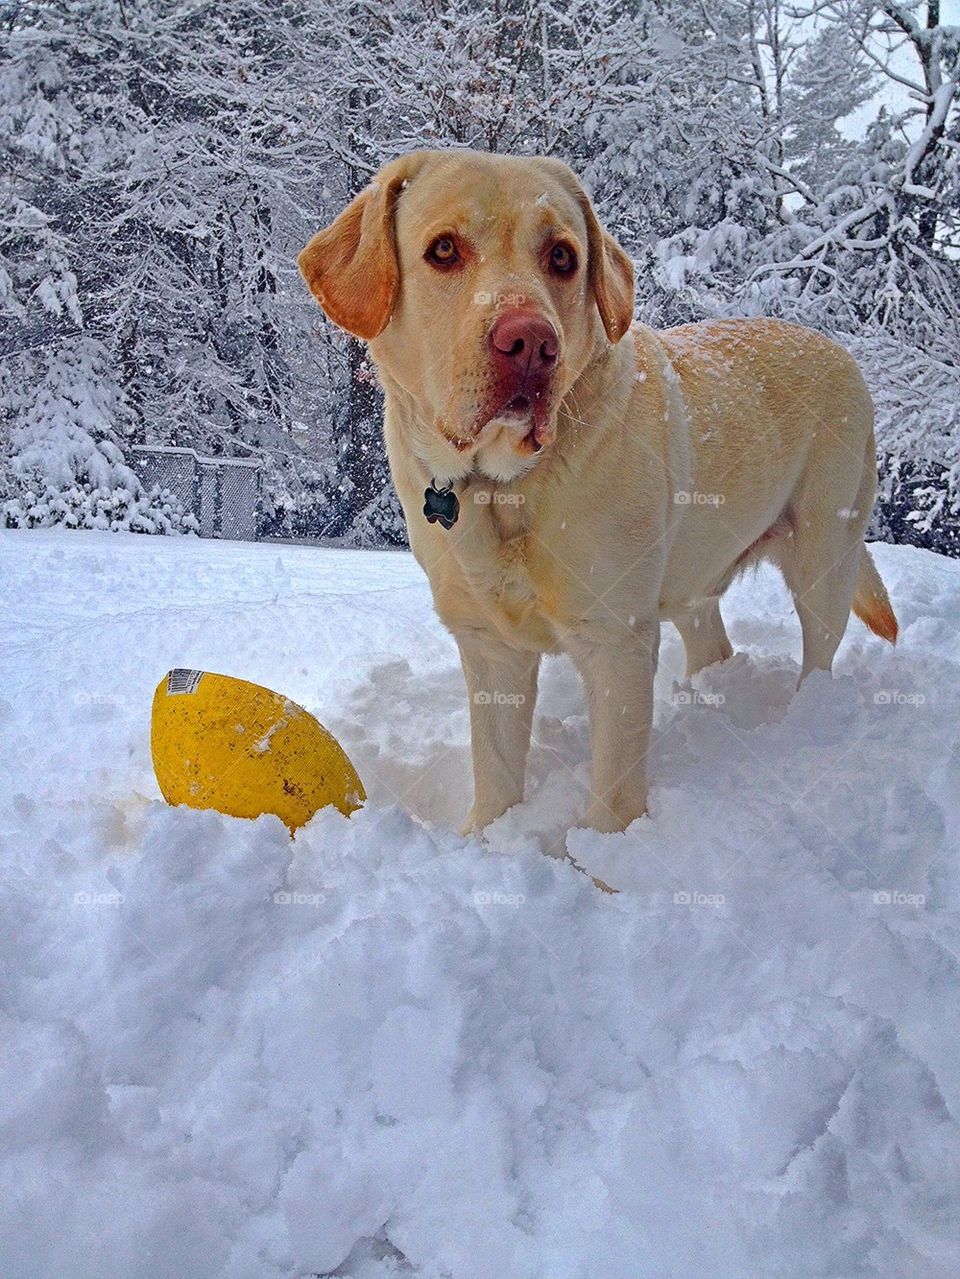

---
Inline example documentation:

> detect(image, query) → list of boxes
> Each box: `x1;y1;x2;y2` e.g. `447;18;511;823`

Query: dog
298;149;897;835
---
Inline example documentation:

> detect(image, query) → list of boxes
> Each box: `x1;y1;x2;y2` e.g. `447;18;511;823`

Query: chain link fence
130;446;261;540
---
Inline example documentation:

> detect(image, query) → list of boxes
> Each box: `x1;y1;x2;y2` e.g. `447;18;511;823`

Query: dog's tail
853;545;898;644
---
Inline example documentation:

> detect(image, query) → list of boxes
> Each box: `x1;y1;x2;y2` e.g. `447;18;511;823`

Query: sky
838;2;959;140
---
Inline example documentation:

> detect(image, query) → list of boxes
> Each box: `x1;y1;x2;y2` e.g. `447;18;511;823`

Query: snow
2;528;960;1279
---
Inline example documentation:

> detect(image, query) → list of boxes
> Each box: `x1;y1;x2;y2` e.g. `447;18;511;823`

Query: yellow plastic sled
151;669;365;832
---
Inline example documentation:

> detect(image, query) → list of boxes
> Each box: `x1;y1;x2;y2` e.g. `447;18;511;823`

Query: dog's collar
421;457;534;531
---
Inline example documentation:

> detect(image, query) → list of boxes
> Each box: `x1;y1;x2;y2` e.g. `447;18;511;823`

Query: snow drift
1;530;958;1278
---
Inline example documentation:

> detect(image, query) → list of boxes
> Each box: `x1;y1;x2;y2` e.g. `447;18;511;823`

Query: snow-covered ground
2;528;959;1279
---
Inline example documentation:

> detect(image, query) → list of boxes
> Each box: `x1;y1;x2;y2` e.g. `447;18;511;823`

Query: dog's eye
549;242;577;276
426;236;460;268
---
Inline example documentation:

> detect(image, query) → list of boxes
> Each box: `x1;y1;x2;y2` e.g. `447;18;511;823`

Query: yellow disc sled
151;669;365;832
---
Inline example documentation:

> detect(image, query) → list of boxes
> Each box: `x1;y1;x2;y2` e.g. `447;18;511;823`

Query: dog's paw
460;798;517;837
460;805;493;837
585;793;648;834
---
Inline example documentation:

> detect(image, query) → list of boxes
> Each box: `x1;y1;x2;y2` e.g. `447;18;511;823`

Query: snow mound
1;530;959;1278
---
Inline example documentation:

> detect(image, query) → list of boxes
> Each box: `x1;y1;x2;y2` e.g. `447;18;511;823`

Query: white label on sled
167;669;204;696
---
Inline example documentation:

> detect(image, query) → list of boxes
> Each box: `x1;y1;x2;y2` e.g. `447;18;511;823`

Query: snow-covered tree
0;7;192;531
2;0;957;549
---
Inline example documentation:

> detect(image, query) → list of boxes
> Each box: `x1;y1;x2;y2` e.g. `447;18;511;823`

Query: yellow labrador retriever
299;149;897;834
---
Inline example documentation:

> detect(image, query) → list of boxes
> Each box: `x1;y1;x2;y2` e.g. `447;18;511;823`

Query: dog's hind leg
672;597;734;678
776;441;877;683
785;535;861;682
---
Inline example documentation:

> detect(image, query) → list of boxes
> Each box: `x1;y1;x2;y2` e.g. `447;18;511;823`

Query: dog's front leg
456;629;540;833
567;620;659;833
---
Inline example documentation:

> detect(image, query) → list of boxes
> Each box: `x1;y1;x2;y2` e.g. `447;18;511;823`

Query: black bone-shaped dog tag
423;483;460;530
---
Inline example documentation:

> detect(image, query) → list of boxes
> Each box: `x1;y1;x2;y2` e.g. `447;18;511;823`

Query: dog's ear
577;197;635;344
534;158;634;344
298;154;427;341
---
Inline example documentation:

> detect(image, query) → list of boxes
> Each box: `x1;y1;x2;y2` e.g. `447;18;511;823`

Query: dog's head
299;149;634;483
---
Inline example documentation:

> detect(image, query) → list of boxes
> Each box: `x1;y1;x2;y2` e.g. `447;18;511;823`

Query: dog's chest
491;536;558;647
449;498;567;649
